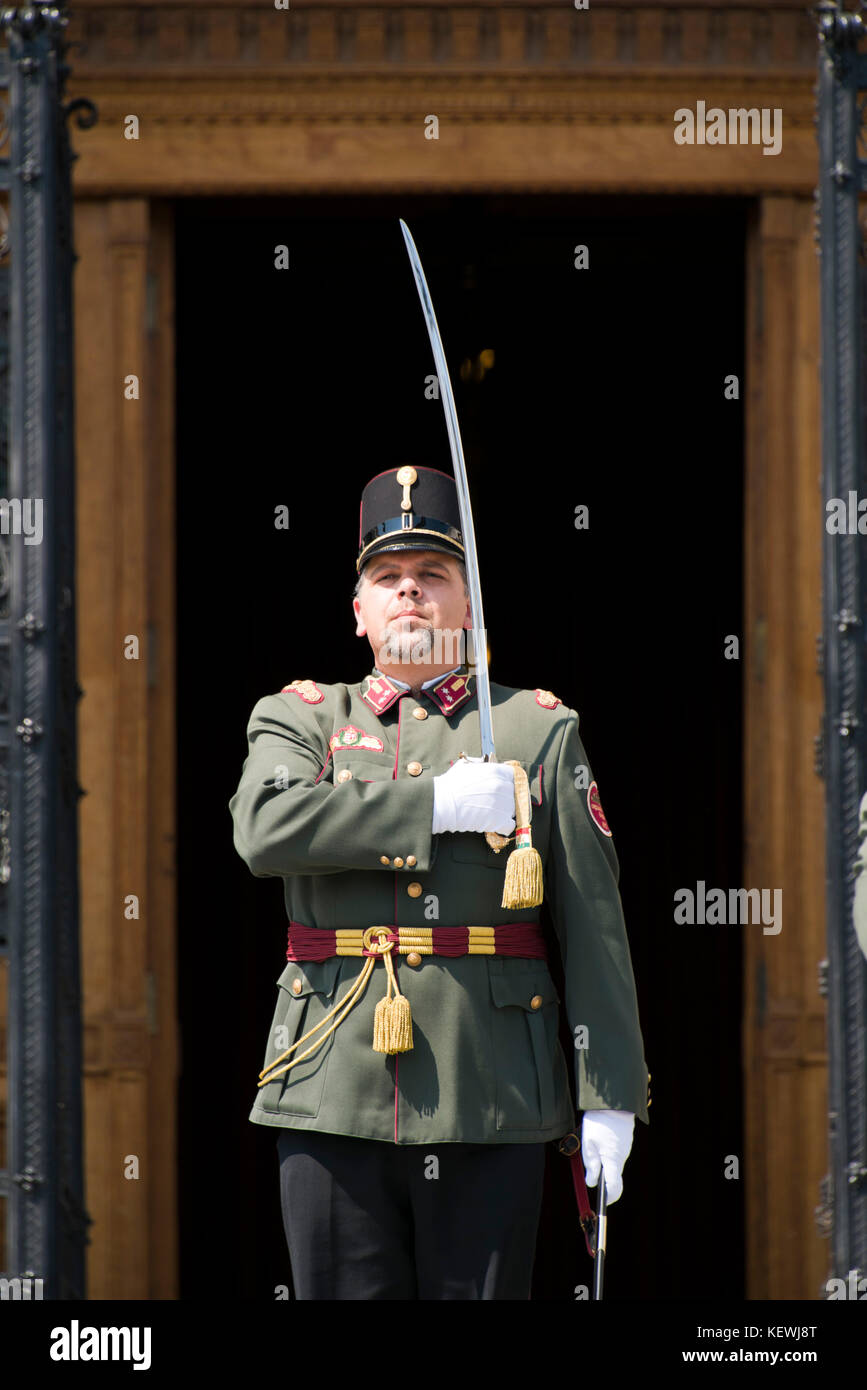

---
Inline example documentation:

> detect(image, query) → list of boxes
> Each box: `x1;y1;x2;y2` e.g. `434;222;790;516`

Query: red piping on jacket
393;695;404;1141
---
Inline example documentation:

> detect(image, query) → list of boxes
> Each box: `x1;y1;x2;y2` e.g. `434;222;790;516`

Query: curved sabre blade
399;218;495;759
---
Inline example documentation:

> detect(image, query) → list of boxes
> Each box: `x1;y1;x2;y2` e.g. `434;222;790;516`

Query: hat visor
357;535;464;573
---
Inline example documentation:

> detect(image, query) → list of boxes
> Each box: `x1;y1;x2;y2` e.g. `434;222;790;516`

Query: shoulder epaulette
280;678;325;705
534;689;561;710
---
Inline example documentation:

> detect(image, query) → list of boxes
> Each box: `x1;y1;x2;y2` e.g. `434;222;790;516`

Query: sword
593;1171;608;1300
398;219;495;762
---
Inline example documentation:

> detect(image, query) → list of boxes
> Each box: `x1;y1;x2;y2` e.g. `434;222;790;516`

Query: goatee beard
377;625;434;666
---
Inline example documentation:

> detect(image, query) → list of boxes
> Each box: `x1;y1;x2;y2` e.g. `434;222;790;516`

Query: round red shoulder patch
587;781;612;837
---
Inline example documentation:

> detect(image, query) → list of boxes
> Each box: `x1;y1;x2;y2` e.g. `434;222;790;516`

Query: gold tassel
501;760;544;909
371;947;413;1054
372;994;391;1052
388;993;413;1051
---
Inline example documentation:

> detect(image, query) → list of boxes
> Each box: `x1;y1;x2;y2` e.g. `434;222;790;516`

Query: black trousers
276;1128;546;1300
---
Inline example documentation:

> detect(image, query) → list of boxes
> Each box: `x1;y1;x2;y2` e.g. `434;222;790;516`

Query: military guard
229;464;650;1299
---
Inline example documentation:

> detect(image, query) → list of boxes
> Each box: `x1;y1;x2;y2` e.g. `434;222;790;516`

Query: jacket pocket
448;761;543;865
488;961;561;1131
258;957;344;1117
331;749;395;784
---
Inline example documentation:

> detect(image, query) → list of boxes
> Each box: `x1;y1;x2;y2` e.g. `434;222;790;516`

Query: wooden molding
66;73;818;197
62;2;820;196
65;4;817;75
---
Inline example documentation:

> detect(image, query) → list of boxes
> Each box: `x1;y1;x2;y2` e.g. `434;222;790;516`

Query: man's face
353;549;471;669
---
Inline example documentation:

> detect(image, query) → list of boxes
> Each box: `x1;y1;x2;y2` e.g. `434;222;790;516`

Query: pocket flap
488;968;559;1011
331;750;396;783
276;957;343;999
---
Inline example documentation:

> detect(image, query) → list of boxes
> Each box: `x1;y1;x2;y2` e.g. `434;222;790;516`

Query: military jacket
229;664;650;1145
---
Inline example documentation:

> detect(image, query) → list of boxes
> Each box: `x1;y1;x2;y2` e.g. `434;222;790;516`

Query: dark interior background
175;193;745;1300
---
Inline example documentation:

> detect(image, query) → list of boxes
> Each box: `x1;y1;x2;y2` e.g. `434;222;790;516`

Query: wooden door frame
66;2;825;1299
744;196;827;1299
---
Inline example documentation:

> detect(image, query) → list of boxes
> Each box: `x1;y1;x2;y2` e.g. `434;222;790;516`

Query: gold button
380;855;391;865
530;994;543;1010
405;855;417;867
406;952;422;967
291;978;303;995
393;856;404;868
407;761;423;776
407;881;423;898
412;708;428;720
337;768;352;783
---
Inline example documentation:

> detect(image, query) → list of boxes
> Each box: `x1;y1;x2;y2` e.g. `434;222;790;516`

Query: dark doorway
175;193;745;1300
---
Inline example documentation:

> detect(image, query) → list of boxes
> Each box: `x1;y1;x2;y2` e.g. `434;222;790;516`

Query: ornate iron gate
816;0;867;1294
0;4;95;1298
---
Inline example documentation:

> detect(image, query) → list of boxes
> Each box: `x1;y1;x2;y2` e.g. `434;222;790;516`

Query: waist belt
258;921;547;1089
285;920;548;962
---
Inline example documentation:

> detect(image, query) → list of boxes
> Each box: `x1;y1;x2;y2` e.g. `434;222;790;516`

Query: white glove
432;756;517;836
581;1110;635;1205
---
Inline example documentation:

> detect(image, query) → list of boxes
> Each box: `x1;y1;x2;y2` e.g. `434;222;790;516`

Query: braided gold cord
258;927;413;1085
510;761;532;834
257;955;377;1086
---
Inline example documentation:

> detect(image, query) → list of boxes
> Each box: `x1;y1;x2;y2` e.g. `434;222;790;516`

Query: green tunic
229;664;650;1144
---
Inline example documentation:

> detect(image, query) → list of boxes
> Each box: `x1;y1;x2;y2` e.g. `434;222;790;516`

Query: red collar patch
360;674;404;714
359;669;475;717
427;671;475;716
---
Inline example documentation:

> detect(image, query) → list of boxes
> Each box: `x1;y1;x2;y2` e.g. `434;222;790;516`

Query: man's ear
353;597;366;636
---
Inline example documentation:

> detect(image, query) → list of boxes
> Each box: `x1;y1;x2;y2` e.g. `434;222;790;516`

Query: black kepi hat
356;465;464;574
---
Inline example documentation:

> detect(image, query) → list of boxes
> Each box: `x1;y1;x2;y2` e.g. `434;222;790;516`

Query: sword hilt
457;750;514;854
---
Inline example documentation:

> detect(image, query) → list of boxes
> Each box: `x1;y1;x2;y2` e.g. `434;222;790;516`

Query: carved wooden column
743;195;828;1299
73;198;178;1299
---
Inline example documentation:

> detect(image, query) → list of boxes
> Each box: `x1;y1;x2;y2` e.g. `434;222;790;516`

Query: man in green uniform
229;464;650;1299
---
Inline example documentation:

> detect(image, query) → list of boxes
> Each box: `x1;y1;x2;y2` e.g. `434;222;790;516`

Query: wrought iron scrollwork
62;97;96;132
